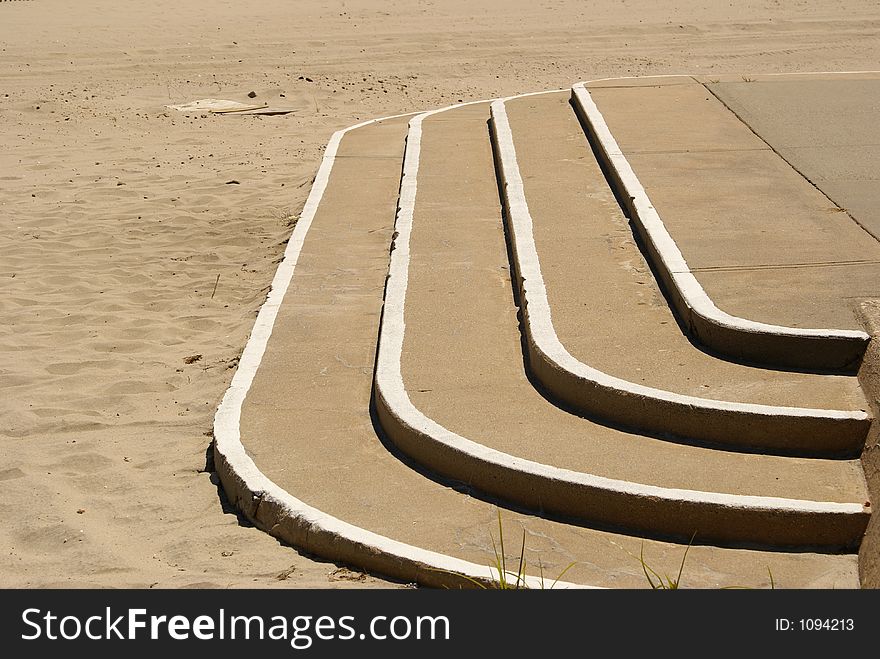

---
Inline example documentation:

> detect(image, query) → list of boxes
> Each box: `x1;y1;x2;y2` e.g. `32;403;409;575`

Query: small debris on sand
328;567;367;582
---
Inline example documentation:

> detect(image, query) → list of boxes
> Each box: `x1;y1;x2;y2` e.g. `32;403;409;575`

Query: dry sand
2;0;880;588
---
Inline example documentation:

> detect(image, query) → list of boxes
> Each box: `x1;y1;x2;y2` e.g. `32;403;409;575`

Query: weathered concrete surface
393;103;868;540
499;91;868;450
226;76;880;587
234;114;859;588
708;77;880;242
587;76;880;332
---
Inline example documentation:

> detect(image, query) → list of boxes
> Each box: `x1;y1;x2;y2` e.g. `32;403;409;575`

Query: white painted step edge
489;97;869;454
571;80;870;372
212;109;591;589
373;99;869;549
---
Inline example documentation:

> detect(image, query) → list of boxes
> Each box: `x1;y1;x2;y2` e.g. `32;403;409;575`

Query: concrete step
214;110;862;588
490;91;871;455
372;102;870;549
574;75;880;371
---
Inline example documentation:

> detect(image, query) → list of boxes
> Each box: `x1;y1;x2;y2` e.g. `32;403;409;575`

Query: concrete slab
589;81;769;153
708;77;880;240
707;79;880;148
622;149;879;269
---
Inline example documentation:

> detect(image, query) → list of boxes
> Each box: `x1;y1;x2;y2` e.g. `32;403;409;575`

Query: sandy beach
2;0;880;588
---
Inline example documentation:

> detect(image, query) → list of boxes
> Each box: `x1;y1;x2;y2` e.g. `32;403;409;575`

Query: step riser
570;83;869;373
489;99;869;455
375;382;868;549
214;437;581;589
215;449;544;588
527;342;867;455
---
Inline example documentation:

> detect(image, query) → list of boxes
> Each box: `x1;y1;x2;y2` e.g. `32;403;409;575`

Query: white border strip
571;80;870;369
488;96;869;451
212;109;588;589
372;97;868;547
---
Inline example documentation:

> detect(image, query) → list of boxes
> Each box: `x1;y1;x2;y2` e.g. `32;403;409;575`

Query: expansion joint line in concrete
698;78;880;245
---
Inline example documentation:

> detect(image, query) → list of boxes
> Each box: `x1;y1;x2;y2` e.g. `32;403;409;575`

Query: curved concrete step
215;109;861;588
571;78;872;372
489;92;870;455
372;101;870;549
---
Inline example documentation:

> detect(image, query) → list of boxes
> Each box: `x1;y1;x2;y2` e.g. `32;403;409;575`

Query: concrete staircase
215;74;880;588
